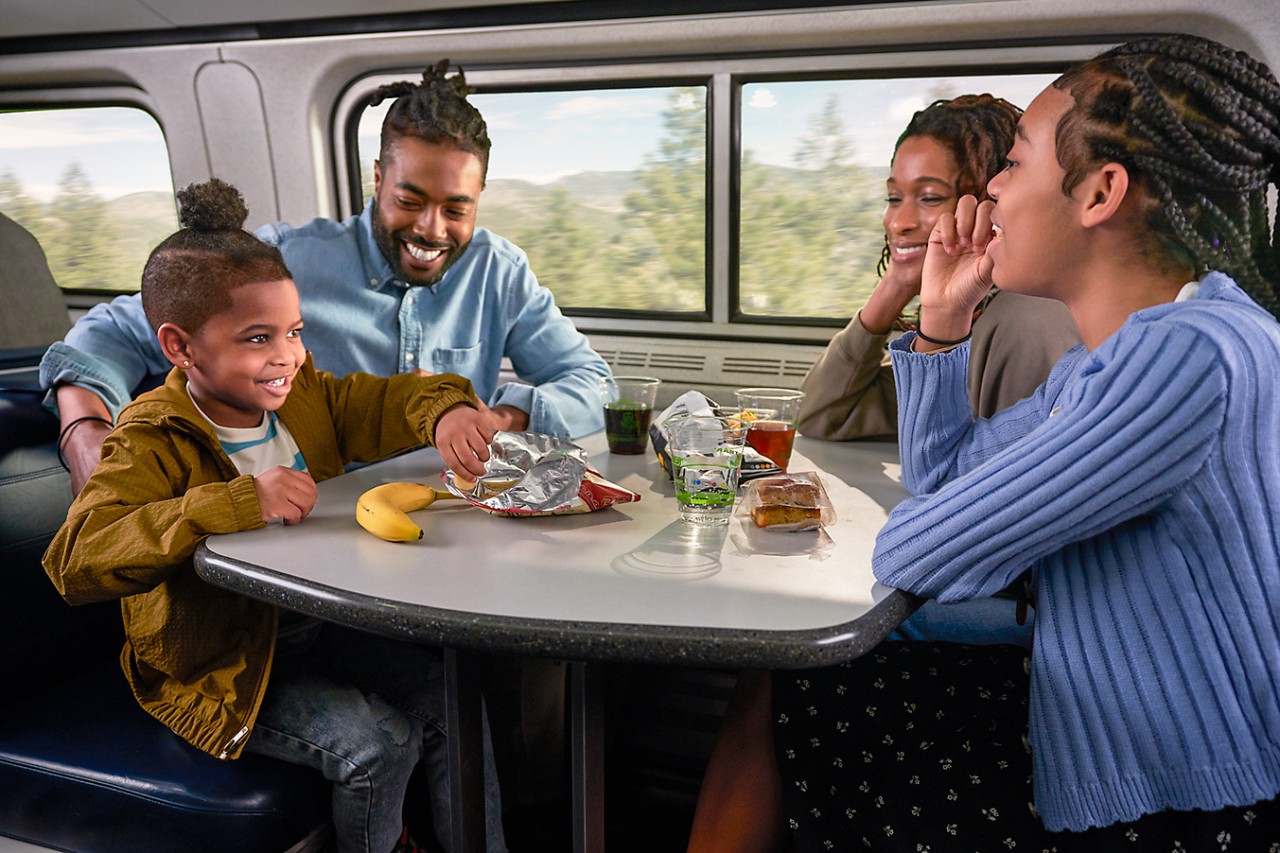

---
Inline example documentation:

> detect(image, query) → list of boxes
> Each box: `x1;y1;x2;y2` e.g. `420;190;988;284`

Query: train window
342;63;1078;336
0;105;175;292
355;85;709;314
737;72;1058;321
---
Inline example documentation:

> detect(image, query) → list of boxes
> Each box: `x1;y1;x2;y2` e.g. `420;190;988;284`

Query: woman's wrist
860;274;918;335
916;308;972;341
912;309;973;352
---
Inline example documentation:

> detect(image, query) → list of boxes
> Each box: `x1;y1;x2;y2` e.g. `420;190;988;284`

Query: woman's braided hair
1053;34;1280;316
878;94;1023;275
371;59;492;184
141;178;291;334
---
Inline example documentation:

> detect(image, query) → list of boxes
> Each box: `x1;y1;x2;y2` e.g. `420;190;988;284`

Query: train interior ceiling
1;2;1277;851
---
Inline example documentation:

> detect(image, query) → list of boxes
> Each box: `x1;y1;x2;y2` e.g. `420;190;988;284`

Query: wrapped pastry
744;472;835;531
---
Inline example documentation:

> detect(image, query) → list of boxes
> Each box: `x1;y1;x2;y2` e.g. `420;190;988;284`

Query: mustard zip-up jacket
42;354;477;760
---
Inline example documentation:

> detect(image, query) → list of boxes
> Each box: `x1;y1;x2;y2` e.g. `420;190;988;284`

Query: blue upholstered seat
0;392;330;852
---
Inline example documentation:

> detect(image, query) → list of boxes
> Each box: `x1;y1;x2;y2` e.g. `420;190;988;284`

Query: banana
355;482;457;542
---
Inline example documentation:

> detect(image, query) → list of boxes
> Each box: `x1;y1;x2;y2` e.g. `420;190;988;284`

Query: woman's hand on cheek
880;255;924;297
922;195;997;316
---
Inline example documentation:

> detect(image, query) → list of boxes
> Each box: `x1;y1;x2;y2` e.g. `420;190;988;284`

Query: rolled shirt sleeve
39;294;169;418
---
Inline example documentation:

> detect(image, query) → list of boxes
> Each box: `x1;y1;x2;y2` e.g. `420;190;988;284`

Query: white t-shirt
188;392;307;477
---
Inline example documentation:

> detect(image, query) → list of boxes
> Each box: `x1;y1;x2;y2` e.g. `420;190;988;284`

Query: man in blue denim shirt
43;61;611;496
41;61;607;845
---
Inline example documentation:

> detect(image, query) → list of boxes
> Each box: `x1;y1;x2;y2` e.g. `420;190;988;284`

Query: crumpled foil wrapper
443;431;590;514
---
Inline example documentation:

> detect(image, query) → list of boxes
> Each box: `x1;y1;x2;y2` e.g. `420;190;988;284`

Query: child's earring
182;360;191;368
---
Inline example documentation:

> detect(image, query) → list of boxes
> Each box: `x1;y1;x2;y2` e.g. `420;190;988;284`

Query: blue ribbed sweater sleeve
874;323;1226;601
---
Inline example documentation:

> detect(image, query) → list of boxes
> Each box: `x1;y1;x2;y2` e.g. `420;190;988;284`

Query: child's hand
435;402;494;479
254;466;318;525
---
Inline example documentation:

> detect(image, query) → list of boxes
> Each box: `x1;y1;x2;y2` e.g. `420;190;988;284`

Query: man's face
372;136;485;287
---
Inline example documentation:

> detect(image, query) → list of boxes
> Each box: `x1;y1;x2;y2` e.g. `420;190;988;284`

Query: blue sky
360;73;1056;184
0;72;1058;202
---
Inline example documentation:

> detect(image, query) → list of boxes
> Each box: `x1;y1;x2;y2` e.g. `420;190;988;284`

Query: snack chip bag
443;431;640;516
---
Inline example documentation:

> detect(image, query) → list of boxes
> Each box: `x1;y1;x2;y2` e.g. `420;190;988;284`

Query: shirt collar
357;200;403;292
1174;280;1201;302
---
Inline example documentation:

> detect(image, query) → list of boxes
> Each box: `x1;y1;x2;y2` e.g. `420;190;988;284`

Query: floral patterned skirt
772;642;1280;853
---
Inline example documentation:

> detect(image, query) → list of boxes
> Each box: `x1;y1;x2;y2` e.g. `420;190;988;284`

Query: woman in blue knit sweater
773;34;1280;852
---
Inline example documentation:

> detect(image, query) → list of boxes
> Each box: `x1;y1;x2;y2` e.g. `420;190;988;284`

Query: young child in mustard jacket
43;178;504;853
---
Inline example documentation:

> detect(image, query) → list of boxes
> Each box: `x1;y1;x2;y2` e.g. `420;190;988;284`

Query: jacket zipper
217;725;250;760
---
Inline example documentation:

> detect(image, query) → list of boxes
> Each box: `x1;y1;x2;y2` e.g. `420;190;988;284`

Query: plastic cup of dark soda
598;376;661;454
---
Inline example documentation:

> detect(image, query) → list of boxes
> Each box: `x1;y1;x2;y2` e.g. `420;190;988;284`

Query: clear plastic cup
665;415;749;525
598;375;661;455
733;387;805;472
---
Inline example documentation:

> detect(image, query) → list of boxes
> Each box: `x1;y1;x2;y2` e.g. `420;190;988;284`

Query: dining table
194;429;917;852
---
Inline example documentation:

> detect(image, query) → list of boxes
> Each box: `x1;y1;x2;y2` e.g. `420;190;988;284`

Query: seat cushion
0;663;330;853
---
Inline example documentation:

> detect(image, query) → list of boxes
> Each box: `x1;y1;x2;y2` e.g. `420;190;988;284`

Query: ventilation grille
591;336;823;394
596;348;708;372
722;355;815;378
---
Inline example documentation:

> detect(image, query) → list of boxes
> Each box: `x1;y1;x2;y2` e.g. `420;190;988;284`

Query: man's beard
371;196;470;287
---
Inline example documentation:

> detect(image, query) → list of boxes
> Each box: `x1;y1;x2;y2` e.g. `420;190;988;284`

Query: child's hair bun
176;178;249;232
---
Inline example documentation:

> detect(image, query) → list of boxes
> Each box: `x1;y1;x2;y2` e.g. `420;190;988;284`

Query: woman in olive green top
797;95;1080;441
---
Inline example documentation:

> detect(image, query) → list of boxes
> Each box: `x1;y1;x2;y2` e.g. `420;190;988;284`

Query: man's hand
478;400;529;432
434;403;494;479
55;385;114;496
253;466;318;525
411;367;529;433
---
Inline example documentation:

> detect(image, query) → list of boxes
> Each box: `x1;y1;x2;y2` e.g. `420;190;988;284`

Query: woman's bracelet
914;327;973;347
57;415;113;472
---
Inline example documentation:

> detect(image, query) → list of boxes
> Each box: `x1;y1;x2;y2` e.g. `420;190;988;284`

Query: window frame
332;42;1112;344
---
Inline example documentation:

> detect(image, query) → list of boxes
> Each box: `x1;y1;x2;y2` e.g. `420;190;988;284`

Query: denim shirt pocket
431;344;483;375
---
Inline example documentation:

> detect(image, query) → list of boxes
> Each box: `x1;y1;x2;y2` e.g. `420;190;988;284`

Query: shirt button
1027;800;1039;819
1023;656;1031;675
370;278;377;285
1021;733;1032;754
406;353;416;362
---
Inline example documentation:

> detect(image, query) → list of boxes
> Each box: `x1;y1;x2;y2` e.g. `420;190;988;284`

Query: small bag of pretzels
742;471;835;532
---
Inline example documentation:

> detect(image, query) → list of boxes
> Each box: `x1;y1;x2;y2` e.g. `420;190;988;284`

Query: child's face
184;278;305;428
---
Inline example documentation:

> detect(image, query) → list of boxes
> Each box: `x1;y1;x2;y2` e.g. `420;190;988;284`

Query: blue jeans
244;622;507;853
887;596;1034;648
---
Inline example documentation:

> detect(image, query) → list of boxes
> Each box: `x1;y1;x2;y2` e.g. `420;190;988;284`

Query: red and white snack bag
442;431;640;517
741;471;835;531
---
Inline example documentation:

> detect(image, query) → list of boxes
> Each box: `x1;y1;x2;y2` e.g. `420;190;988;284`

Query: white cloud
0;112;156;150
749;89;777;109
889;96;927;124
546;94;665;121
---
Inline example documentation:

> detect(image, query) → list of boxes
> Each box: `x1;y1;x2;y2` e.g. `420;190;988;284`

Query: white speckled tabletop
196;431;916;668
